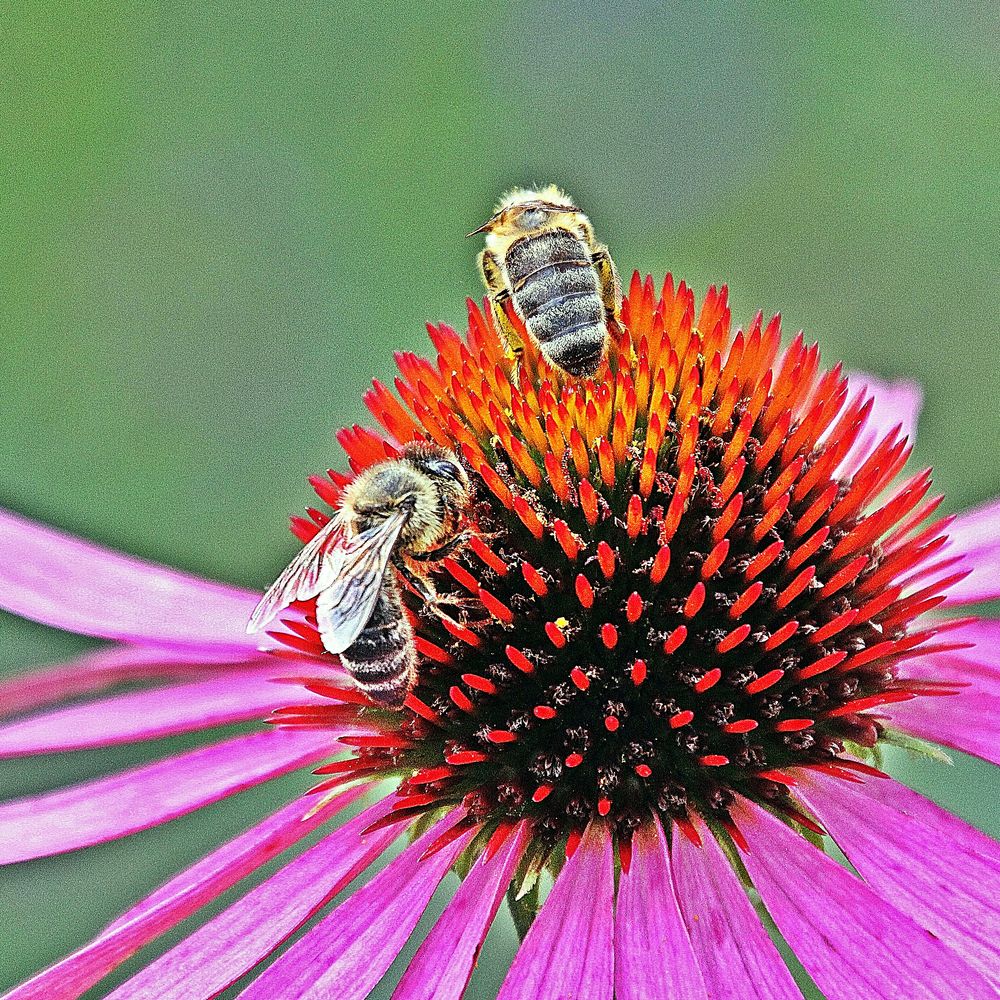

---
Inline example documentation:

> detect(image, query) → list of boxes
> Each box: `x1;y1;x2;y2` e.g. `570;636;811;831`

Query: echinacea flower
2;272;999;999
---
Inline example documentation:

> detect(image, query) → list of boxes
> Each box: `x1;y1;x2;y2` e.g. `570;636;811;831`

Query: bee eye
427;458;463;481
518;207;548;229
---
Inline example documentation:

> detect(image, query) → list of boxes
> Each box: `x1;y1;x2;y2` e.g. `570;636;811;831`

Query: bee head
469;185;578;238
511;202;555;232
403;444;469;495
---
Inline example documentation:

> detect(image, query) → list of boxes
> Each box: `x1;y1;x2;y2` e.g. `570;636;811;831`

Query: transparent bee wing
314;510;410;654
246;515;351;633
247;509;410;638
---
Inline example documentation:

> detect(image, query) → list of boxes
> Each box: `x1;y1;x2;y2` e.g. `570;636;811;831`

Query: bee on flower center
471;184;621;379
248;443;472;708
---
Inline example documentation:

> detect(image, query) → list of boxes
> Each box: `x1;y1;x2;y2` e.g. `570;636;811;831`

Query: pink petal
799;773;1000;986
941;497;1000;605
671;818;802;1000
0;646;250;720
0;670;323;756
0;728;332;864
497;821;615;1000
883;684;1000;766
394;822;530;1000
0;507;261;650
732;796;1000;1000
900;618;1000;693
836;373;923;478
885;618;1000;763
616;818;708;1000
2;786;367;1000
105;796;400;1000
237;811;475;1000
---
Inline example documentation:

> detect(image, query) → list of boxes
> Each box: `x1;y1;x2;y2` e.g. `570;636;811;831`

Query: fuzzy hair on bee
248;443;472;708
472;184;621;379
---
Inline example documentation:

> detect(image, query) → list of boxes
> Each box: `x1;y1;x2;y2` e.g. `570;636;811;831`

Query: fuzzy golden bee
472;185;621;379
248;444;471;708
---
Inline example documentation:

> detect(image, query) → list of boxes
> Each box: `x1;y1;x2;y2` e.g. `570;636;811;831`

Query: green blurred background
1;3;997;996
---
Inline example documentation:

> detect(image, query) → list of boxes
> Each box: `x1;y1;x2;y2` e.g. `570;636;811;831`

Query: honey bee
248;444;472;708
471;185;621;378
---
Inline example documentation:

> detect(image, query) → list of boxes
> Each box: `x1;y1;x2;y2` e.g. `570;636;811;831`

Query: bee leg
429;594;480;619
478;248;505;294
395;560;469;612
394;558;437;602
491;292;527;365
479;249;526;361
419;585;470;624
410;530;474;563
591;246;623;326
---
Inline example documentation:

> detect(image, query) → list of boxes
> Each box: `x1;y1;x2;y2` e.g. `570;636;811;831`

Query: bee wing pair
246;508;409;654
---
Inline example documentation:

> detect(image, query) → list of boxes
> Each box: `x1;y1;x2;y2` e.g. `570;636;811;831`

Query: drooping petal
670;819;802;1000
0;670;325;756
940;497;1000;604
0;728;332;864
732;796;1000;1000
237;811;475;1000
106;796;400;1000
0;507;261;650
0;646;249;720
883;684;1000;766
615;817;707;1000
798;773;1000;986
2;786;368;1000
497;821;615;1000
394;822;530;1000
836;374;922;477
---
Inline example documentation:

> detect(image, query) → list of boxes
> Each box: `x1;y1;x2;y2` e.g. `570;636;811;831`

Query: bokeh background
2;3;998;997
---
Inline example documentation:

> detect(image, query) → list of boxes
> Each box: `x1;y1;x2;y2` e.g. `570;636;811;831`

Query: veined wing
246;515;351;634
315;509;409;654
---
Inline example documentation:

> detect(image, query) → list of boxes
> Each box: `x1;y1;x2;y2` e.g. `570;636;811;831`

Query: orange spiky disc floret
269;273;959;855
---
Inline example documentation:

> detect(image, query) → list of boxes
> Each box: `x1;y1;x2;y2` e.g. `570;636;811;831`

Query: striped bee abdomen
505;228;607;378
340;577;416;708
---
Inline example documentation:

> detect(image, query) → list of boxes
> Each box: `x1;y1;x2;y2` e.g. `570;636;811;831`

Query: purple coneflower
1;274;999;999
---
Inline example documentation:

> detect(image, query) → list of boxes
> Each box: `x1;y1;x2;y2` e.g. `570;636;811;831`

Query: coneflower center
281;282;948;852
392;404;902;846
